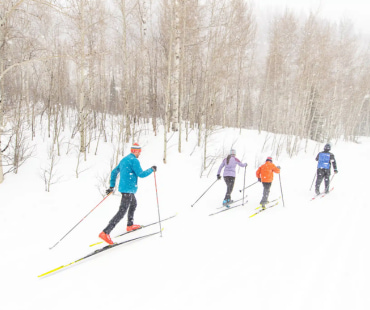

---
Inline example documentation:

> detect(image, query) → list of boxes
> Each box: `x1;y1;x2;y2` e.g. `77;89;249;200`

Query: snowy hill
1;125;369;310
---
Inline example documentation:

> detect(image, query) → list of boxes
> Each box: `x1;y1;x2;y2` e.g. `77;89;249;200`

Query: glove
277;166;281;169
106;187;114;195
152;166;157;172
258;178;261;182
217;174;221;180
334;170;338;174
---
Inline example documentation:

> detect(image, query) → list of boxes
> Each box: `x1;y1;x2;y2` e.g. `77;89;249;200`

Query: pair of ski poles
191;166;253;208
310;172;336;191
49;172;162;250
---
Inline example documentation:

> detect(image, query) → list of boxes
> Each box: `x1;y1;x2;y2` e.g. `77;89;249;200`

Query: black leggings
260;182;272;205
223;176;235;200
103;193;137;234
315;168;330;192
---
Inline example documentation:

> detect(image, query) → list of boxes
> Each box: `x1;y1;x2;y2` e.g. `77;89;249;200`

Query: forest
1;0;369;184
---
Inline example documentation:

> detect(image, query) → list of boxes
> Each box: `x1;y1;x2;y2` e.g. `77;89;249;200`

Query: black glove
217;174;221;180
334;169;338;174
258;178;261;182
106;187;114;195
277;166;281;169
152;166;157;172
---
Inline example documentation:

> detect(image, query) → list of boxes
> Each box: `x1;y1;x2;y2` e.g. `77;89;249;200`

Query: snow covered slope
1;126;369;310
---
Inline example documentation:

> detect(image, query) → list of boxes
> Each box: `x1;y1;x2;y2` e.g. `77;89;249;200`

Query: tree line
1;0;369;184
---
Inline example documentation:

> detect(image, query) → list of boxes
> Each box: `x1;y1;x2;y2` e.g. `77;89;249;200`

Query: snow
1;125;370;310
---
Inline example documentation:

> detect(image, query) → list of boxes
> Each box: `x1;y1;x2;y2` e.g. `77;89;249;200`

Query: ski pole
330;173;336;183
310;172;316;191
279;173;285;207
191;179;219;207
239;180;258;192
153;171;163;237
242;166;247;205
49;191;113;250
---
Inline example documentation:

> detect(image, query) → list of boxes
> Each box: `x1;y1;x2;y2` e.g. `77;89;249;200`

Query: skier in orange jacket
256;157;280;209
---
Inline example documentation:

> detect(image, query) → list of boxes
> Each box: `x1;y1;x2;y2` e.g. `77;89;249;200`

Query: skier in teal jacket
99;143;156;244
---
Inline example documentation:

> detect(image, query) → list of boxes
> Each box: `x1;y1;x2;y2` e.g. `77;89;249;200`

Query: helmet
324;143;331;152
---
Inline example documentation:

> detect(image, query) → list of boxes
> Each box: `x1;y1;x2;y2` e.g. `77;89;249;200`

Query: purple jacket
217;156;246;177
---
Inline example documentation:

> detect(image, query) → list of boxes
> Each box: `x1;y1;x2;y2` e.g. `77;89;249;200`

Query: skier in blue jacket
315;143;338;195
99;143;156;245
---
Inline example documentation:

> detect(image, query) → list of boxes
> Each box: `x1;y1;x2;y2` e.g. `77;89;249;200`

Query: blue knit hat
230;149;236;156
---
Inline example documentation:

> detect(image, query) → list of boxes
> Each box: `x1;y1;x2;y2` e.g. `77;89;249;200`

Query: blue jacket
110;153;153;194
316;151;337;171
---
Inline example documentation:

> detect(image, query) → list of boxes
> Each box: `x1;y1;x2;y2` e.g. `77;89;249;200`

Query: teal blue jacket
110;153;153;194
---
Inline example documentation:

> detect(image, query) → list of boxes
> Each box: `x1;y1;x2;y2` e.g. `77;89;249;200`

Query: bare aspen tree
0;11;4;183
259;10;298;136
228;0;256;130
139;0;150;120
116;0;132;143
0;0;43;182
170;0;180;132
178;0;186;152
42;143;60;192
0;1;25;183
163;0;174;164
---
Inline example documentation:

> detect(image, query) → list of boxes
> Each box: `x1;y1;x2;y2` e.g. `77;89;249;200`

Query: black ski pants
223;176;235;201
260;182;272;205
315;168;330;193
103;193;137;234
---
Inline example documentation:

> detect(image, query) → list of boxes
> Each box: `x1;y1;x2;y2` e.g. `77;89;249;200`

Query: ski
249;202;279;218
310;187;334;201
38;229;163;278
90;213;177;247
254;197;281;210
209;201;248;216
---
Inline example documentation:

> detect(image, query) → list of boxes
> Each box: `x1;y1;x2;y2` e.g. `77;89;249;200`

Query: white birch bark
171;0;180;132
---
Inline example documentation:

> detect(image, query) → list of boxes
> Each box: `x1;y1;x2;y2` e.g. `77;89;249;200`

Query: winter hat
131;143;141;153
266;156;273;162
324;143;331;152
230;149;236;156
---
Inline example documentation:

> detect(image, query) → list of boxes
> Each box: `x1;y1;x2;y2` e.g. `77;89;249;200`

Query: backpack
317;152;331;169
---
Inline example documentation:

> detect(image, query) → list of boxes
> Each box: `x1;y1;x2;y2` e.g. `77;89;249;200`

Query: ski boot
127;224;142;232
99;231;113;245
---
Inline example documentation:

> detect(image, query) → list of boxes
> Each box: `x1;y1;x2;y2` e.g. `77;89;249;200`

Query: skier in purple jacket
217;149;247;205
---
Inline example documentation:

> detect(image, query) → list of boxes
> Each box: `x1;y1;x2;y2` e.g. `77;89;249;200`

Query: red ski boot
98;231;113;245
127;224;141;232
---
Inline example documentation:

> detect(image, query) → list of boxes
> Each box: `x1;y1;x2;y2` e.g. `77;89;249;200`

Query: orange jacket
256;161;280;183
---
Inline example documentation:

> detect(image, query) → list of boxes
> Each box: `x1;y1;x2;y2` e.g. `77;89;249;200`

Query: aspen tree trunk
236;49;243;130
178;0;186;153
0;15;5;183
164;0;174;164
118;0;131;143
152;43;158;135
78;2;87;159
140;0;150;119
0;65;3;183
171;0;180;132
